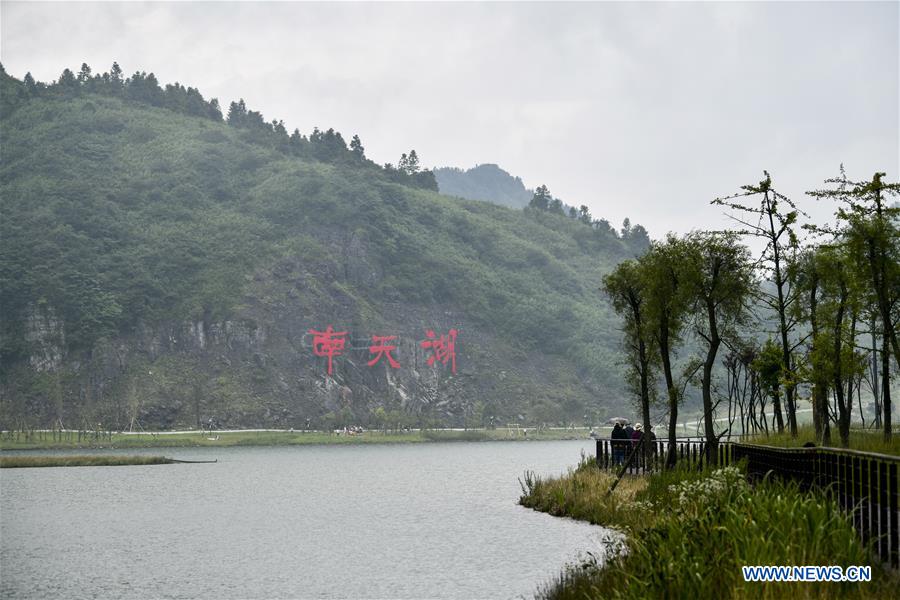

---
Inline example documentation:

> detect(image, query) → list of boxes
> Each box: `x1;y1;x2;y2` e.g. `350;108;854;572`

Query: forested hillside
0;63;650;430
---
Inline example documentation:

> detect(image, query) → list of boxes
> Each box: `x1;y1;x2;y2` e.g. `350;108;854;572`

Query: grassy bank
0;455;174;468
520;458;898;599
0;426;589;451
743;424;900;456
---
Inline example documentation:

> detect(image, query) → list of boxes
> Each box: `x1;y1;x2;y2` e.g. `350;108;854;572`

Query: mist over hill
435;164;532;209
0;63;651;430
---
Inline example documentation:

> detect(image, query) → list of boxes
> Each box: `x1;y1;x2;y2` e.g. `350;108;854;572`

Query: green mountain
0;63;648;430
435;164;532;209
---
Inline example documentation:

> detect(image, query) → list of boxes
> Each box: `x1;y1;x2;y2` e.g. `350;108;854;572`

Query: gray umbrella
606;417;630;425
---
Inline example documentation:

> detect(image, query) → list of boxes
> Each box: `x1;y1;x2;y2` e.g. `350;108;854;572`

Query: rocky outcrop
2;250;600;430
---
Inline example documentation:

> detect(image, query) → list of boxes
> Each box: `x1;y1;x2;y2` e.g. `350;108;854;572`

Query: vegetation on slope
0;62;650;429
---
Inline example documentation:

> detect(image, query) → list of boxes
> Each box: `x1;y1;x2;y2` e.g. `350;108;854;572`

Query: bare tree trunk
702;299;720;461
883;334;892;443
771;389;785;433
871;320;881;428
833;284;850;448
659;319;679;469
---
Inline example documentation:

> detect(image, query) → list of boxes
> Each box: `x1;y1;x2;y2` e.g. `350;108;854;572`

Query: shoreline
0;427;594;451
0;455;176;468
520;460;899;598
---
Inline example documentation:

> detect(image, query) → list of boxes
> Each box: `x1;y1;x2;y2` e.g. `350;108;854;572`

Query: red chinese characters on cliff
308;325;347;375
367;335;400;369
307;327;458;374
420;328;458;374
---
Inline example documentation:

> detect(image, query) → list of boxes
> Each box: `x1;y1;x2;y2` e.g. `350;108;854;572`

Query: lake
0;440;611;599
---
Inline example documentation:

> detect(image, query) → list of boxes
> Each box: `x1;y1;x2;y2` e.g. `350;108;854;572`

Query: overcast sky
2;1;898;241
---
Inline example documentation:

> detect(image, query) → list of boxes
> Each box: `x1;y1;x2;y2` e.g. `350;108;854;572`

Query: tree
640;235;691;467
406;149;420;174
805;244;865;447
681;232;754;459
603;260;656;464
398;149;420;175
752;339;784;432
794;248;831;444
227;99;248;125
350;134;365;159
208;98;222;121
628;224;651;251
713;171;804;435
578;205;592;225
529;185;551;211
808;169;900;441
56;68;78;94
548;198;565;215
22;72;36;94
77;63;92;84
110;61;123;83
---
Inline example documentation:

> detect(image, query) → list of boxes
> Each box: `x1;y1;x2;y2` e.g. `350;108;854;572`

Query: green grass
745;424;900;456
521;461;899;599
0;455;173;468
519;453;650;531
0;427;589;450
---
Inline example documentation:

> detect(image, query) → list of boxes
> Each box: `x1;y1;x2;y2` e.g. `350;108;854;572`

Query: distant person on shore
611;422;627;465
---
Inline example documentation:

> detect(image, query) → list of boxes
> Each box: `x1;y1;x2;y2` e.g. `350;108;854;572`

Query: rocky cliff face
4;245;603;431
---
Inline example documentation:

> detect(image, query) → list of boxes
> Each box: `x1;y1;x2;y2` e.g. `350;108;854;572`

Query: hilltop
435;164;532;209
0;63;649;430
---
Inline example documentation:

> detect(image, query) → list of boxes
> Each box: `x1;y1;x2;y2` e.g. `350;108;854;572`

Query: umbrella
606;417;630;425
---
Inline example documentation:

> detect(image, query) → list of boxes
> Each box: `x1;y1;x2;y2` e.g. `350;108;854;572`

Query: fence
595;438;900;569
595;438;713;473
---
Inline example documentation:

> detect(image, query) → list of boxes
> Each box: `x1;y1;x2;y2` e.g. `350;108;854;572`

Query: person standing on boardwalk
631;423;643;445
611;422;627;465
631;423;644;469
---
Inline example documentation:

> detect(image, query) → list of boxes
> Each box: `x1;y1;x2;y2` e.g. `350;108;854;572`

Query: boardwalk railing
595;438;713;473
595;438;900;569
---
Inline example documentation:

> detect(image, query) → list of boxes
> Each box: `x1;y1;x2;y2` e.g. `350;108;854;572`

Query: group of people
610;421;656;466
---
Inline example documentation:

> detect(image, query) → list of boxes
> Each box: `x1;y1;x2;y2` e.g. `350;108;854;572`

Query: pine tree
77;63;92;84
578;205;592;224
406;150;420;174
57;68;78;92
350;135;365;159
227;99;248;125
23;72;36;94
529;185;551;211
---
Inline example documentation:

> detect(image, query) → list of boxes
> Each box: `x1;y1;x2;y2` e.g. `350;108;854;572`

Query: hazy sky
2;1;897;240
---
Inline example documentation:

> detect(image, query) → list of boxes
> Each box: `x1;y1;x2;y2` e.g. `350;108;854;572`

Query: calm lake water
1;440;612;599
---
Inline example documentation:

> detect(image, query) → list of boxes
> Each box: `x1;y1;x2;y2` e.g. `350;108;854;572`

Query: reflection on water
1;440;610;599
